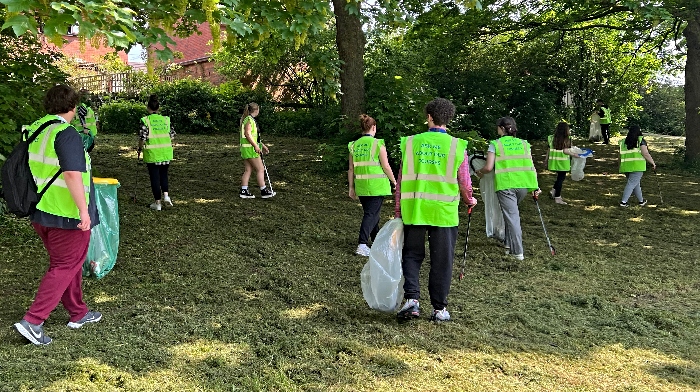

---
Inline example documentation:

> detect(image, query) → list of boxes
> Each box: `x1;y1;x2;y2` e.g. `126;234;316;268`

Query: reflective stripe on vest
26;115;91;219
547;135;570;171
619;136;646;173
399;133;467;227
349;136;390;196
240;116;258;155
492;136;538;192
142;114;173;163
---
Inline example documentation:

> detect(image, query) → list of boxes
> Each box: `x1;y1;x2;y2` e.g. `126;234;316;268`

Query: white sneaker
512;253;524;261
149;202;161;211
554;197;568;205
355;244;370;257
549;189;556;199
431;308;451;322
163;195;173;206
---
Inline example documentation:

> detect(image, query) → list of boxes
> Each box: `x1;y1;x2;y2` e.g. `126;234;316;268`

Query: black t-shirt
30;123;100;229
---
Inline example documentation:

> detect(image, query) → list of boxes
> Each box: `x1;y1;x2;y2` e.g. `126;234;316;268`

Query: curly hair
496;116;518;137
424;98;455;126
43;85;79;115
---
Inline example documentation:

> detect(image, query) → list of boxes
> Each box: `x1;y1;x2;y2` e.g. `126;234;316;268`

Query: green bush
98;101;148;134
270;106;341;138
149;78;219;133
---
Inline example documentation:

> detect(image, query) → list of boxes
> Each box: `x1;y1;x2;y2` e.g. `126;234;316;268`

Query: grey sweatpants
496;188;529;256
621;171;644;203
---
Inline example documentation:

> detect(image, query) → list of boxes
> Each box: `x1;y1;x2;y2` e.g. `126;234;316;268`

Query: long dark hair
496;116;517;136
553;122;571;150
147;94;160;111
625;125;643;150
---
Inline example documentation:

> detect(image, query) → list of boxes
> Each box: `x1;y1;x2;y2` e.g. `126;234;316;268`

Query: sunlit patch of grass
282;303;326;319
628;216;644;222
93;293;118;304
194;198;223;204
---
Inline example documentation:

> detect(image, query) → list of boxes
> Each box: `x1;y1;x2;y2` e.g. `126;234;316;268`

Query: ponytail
496;116;518;137
240;102;259;125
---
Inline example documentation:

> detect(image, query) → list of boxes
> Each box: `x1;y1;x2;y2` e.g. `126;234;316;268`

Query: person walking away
595;99;612;145
70;89;98;152
239;102;275;199
619;125;655;207
348;114;397;257
138;95;175;211
546;122;579;205
13;84;102;346
476;116;541;261
394;98;477;322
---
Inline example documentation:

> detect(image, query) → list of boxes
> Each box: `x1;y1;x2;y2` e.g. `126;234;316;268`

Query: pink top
394;150;476;217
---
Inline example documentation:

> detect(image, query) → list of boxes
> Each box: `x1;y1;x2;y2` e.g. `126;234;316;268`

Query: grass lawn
0;132;698;391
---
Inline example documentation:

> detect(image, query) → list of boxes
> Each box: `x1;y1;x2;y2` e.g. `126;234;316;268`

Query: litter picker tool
458;206;473;281
533;194;556;256
653;168;663;204
131;150;142;203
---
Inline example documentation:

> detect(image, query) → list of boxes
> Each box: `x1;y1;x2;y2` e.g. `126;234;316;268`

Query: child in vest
348;114;397;256
394;98;477;322
239;102;275;199
546;122;580;205
619;125;656;207
476;117;541;261
138;95;175;211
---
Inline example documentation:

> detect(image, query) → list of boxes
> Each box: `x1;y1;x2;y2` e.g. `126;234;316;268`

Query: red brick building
157;22;225;85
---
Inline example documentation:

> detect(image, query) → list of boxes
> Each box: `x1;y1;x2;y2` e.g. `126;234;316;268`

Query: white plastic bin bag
569;147;593;181
469;153;505;241
589;113;602;142
361;218;404;312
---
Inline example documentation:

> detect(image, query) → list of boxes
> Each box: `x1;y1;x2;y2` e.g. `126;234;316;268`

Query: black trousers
553;171;567;197
401;225;458;310
358;196;384;245
601;123;611;144
147;163;169;200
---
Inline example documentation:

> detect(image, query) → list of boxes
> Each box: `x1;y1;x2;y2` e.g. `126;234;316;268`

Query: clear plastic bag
83;178;120;279
361;218;404;312
569;147;593;181
469;153;505;241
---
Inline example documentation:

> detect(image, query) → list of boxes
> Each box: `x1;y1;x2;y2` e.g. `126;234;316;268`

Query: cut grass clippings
0;133;698;391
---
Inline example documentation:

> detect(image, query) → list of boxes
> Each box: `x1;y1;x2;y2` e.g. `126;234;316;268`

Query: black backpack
1;120;62;217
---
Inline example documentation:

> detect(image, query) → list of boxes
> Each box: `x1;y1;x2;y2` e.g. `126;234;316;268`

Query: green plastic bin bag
83;177;120;279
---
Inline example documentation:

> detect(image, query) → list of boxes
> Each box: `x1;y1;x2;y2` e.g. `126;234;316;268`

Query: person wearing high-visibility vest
348;114;397;257
70;90;99;152
595;99;612;145
476;116;541;261
619;125;656;207
546;122;580;205
394;98;477;322
239;102;275;199
138;95;175;211
13;85;102;346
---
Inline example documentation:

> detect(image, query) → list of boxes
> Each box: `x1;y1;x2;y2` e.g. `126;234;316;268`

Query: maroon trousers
24;223;91;325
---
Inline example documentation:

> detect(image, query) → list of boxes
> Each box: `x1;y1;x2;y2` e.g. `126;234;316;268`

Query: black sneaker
638;199;647;206
239;188;255;199
67;310;102;329
619;201;629;207
396;299;420;320
13;319;52;345
260;187;276;199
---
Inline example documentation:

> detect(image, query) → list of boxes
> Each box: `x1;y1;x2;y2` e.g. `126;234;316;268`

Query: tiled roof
164;22;218;63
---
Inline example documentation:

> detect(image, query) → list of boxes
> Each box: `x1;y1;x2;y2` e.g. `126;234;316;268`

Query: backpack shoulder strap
25;119;62;144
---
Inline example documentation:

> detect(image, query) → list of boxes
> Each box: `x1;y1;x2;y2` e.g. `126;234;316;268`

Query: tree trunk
333;0;365;133
684;15;700;162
